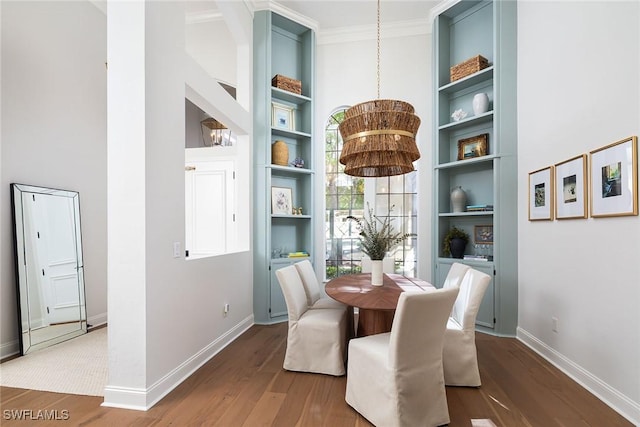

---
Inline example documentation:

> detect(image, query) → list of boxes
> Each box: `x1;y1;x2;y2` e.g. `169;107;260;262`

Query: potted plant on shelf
443;226;469;259
347;204;415;286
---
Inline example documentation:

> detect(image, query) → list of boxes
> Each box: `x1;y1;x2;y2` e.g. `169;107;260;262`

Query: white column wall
104;0;148;405
517;1;640;423
106;0;254;409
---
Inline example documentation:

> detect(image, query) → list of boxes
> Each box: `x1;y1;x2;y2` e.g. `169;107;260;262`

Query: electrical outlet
552;317;558;333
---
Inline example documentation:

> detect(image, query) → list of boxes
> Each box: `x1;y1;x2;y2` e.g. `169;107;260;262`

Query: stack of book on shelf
466;204;494;212
287;251;309;258
463;255;492;262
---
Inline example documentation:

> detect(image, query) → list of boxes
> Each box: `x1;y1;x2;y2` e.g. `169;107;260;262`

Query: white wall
315;25;432;279
105;1;254;409
517;1;640;423
186;18;237;88
0;0;108;357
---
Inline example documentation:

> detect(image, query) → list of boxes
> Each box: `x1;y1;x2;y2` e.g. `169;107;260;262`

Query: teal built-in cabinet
253;11;315;324
432;0;518;336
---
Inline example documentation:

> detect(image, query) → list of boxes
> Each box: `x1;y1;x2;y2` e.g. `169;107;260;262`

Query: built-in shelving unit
432;0;518;335
253;11;315;324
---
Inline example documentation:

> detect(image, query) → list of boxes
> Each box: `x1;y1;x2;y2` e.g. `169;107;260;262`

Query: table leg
356;308;395;336
347;306;356;340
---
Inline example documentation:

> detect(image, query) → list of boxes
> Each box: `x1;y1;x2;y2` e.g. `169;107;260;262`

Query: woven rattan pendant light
338;0;421;177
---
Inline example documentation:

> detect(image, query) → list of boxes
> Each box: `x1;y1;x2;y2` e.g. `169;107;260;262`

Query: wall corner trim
517;327;639;426
102;315;254;411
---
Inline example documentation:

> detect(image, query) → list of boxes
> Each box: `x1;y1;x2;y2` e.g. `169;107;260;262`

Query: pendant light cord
377;0;381;99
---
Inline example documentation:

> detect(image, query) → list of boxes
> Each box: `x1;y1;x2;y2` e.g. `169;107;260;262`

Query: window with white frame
324;108;417;279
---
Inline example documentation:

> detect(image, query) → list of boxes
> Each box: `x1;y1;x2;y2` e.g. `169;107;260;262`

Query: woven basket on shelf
271;74;302;95
271;140;289;166
450;55;489;82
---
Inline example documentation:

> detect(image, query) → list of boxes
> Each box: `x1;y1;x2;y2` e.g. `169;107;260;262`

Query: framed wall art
554;154;587;219
474;225;493;244
271;102;295;131
589;136;638;217
271;186;292;215
457;133;488;160
528;166;554;221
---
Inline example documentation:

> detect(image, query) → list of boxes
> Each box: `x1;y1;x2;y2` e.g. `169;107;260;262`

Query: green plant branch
442;226;470;256
347;204;415;261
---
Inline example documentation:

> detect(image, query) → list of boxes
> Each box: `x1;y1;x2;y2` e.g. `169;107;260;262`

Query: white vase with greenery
370;259;384;286
347;204;415;286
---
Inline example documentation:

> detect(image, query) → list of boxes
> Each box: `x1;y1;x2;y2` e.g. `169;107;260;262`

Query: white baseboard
88;312;108;329
102;314;254;410
0;339;20;361
517;327;639;425
102;386;148;410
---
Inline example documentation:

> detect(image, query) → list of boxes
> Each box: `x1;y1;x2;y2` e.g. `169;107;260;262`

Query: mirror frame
11;183;88;355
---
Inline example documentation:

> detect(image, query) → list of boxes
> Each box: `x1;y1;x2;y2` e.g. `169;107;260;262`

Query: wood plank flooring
0;323;632;426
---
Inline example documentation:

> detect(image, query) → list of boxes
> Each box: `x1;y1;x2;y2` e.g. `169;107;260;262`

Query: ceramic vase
371;260;383;286
450;186;467;213
472;93;489;115
450;238;467;259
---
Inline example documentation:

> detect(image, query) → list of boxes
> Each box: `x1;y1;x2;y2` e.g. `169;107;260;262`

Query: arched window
324;108;364;279
324;108;418;280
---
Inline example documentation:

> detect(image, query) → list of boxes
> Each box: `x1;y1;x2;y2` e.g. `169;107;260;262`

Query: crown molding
184;1;431;42
429;0;461;22
252;0;319;33
318;18;430;46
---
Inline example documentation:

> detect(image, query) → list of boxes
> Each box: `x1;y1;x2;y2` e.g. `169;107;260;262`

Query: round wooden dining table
325;273;434;337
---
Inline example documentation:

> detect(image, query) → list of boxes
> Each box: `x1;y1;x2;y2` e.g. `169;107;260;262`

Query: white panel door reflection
26;193;82;327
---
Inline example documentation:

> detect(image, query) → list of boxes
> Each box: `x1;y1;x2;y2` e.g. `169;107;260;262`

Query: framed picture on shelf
271;102;295;131
271;186;292;215
457;133;489;160
554;154;588;219
528;166;554;221
474;225;493;244
589;136;638;217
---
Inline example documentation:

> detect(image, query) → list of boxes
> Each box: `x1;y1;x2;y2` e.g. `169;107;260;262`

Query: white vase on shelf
450;186;467;213
472;93;489;115
371;260;383;286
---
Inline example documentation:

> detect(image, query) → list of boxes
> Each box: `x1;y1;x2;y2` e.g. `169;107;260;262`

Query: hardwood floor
0;323;632;426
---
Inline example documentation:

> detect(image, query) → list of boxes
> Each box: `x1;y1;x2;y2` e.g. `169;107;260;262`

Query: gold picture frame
474;225;493;244
528;166;554;221
554;154;588;219
457;133;489;161
589;136;638;217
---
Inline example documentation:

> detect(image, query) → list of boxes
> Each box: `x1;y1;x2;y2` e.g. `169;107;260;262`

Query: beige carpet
0;328;107;396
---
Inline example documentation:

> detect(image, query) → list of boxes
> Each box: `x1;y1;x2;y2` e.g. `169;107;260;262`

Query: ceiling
276;1;440;30
185;1;441;31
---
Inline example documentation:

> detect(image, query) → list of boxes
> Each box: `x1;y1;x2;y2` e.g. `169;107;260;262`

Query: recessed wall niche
185;82;236;149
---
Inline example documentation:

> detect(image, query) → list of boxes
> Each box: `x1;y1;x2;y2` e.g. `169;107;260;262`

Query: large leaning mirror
11;183;87;355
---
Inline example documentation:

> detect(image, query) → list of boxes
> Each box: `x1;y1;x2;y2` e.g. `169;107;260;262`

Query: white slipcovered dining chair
443;267;491;387
294;260;347;311
443;262;471;289
275;265;347;376
345;287;460;427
